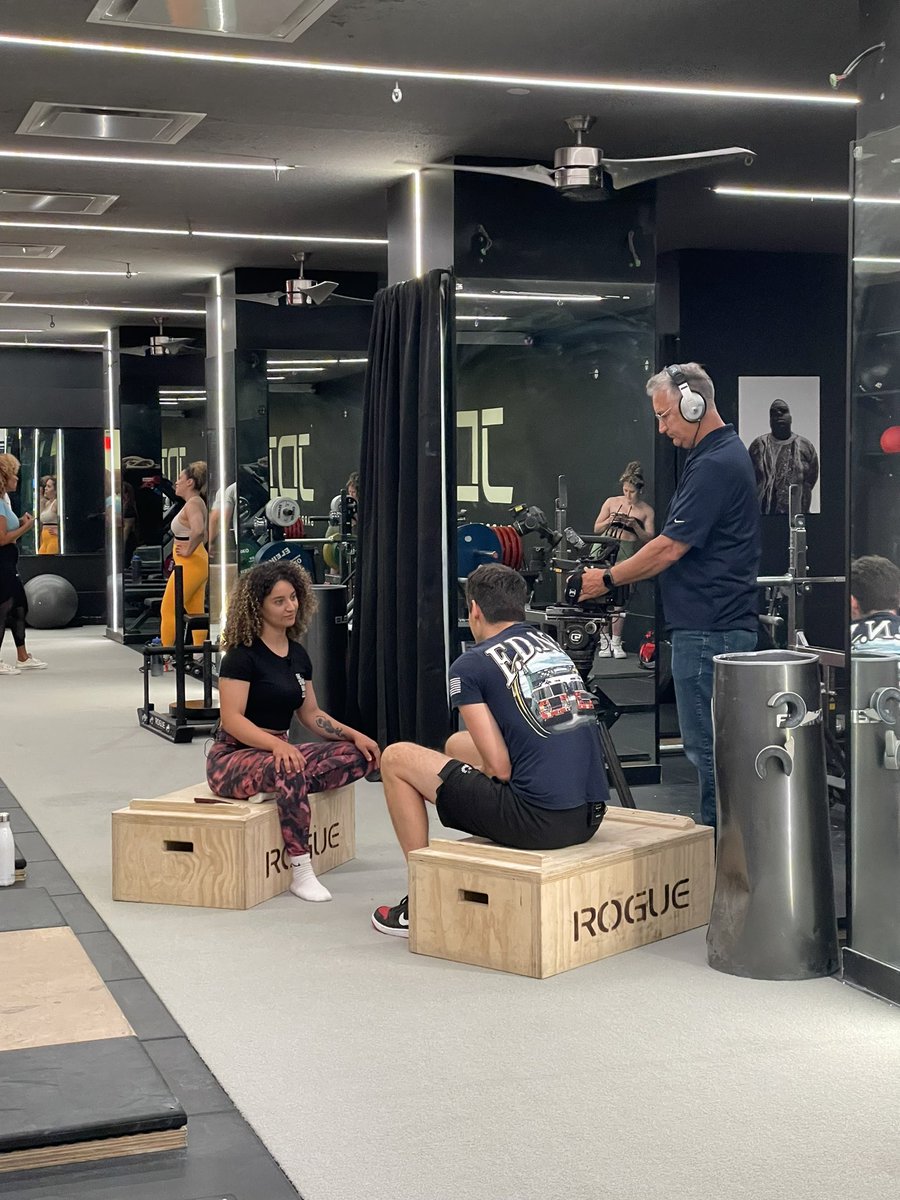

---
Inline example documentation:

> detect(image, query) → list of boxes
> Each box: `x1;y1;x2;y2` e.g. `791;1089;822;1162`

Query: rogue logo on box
264;822;341;876
573;879;691;941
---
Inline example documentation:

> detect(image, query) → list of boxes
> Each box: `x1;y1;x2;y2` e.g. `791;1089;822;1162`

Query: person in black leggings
0;453;47;675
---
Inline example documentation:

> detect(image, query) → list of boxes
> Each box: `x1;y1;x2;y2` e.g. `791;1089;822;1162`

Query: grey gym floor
0;628;893;1200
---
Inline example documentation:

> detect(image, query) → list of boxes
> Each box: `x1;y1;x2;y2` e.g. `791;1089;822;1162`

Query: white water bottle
0;813;15;886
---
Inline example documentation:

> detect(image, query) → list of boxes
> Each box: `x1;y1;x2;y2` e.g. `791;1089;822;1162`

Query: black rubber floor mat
0;1036;187;1152
0;887;63;933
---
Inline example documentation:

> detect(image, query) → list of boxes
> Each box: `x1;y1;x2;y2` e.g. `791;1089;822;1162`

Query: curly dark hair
221;560;317;649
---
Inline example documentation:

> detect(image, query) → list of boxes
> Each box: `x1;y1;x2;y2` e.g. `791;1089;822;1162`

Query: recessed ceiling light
0;327;44;332
0;188;117;215
17;102;205;145
267;366;324;372
456;315;510;321
0;301;203;314
0;217;386;245
0;148;295;172
0;266;137;276
854;256;900;264
0;33;859;106
88;0;342;43
507;87;531;96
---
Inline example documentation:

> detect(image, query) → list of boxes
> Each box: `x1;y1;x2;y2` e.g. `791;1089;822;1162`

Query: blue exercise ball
24;574;78;629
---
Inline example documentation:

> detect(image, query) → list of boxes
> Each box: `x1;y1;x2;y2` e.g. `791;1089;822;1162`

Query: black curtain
349;269;456;749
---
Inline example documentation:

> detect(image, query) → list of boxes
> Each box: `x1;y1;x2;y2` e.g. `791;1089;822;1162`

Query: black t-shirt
660;425;761;632
218;638;313;731
449;623;609;811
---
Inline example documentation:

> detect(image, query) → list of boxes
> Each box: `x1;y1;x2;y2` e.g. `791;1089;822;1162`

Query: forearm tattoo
315;715;347;740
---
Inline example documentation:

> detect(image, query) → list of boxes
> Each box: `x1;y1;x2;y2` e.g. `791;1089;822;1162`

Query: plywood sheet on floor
0;926;133;1052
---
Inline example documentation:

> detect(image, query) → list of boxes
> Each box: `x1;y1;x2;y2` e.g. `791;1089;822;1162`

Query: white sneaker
596;641;612;659
0;661;21;676
612;642;627;660
17;655;47;670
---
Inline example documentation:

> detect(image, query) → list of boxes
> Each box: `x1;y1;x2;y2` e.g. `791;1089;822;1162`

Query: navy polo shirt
660;424;760;632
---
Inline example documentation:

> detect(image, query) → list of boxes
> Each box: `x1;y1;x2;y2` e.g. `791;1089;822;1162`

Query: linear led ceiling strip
0;33;858;105
0;148;294;172
0;219;386;246
0;301;203;314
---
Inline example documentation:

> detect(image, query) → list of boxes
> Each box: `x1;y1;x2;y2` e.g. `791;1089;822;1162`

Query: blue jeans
671;629;757;829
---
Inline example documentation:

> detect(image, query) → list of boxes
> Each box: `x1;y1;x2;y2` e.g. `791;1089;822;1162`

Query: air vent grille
17;103;205;145
0;189;117;215
0;244;64;259
87;0;341;42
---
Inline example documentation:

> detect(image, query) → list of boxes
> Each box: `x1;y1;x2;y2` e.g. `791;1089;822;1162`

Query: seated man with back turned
372;563;609;937
851;554;900;655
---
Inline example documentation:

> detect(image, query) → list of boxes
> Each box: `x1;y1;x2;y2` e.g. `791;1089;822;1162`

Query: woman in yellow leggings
38;476;59;555
160;461;209;648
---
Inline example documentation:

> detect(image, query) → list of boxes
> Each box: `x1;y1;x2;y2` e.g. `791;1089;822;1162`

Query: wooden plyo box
112;783;355;910
409;808;714;978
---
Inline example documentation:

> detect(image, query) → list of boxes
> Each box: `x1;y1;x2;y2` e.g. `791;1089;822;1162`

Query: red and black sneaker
372;895;409;937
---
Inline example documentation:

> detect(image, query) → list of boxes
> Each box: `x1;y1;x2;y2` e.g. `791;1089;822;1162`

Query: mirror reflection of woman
0;453;47;674
592;461;655;659
159;461;208;649
38;475;59;556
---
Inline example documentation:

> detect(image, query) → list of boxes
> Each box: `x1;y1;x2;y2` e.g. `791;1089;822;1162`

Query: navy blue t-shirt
660;425;760;632
448;623;609;811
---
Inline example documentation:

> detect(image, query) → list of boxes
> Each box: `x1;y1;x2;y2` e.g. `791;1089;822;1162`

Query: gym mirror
119;382;208;643
1;426;105;557
845;121;900;988
455;277;659;781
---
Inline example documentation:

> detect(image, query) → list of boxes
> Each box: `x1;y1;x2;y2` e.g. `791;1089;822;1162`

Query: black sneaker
372;895;409;938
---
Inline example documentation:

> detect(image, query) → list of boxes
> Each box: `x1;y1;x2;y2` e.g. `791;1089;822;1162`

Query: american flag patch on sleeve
449;676;462;697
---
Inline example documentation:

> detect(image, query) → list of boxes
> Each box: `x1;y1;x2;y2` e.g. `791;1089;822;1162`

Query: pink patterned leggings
207;731;370;856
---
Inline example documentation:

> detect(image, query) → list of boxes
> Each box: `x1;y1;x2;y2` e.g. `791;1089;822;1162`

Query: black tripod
542;604;637;809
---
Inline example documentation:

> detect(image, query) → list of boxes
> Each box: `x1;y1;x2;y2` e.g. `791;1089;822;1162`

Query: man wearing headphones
579;362;760;830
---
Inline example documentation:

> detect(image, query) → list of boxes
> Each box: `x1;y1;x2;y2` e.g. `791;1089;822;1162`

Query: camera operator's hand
578;568;608;601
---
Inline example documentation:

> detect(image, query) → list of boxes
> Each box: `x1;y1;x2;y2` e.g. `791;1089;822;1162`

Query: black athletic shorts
435;760;604;851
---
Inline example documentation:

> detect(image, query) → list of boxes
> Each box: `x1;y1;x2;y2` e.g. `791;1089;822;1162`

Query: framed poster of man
739;376;821;515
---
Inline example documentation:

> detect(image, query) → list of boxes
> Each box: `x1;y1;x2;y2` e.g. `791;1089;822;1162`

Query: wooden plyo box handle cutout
459;889;489;905
163;840;194;853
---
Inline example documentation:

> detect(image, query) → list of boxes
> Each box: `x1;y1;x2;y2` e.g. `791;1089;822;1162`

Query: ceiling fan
237;252;372;307
406;116;756;201
119;320;202;356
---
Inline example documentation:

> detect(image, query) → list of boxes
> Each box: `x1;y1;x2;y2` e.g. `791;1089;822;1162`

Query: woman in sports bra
38;476;59;556
592;461;655;659
160;461;208;648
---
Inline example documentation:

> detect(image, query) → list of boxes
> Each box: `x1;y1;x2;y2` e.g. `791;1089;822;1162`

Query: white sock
289;854;332;902
611;636;623;646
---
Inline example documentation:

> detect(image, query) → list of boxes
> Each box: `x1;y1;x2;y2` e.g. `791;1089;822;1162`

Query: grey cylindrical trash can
707;650;838;979
304;584;348;720
849;653;900;963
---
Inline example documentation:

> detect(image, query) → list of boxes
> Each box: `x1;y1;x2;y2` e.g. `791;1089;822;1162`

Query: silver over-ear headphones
665;365;707;424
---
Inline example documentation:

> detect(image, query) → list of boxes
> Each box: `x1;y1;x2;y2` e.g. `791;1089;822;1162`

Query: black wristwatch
602;570;616;592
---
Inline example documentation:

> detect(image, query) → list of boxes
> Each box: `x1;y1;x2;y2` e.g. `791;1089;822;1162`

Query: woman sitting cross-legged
208;560;379;902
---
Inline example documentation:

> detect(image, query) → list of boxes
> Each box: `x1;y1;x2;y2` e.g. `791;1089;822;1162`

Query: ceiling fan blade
601;147;757;190
400;161;556;188
307;281;339;305
119;346;149;356
236;291;286;306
